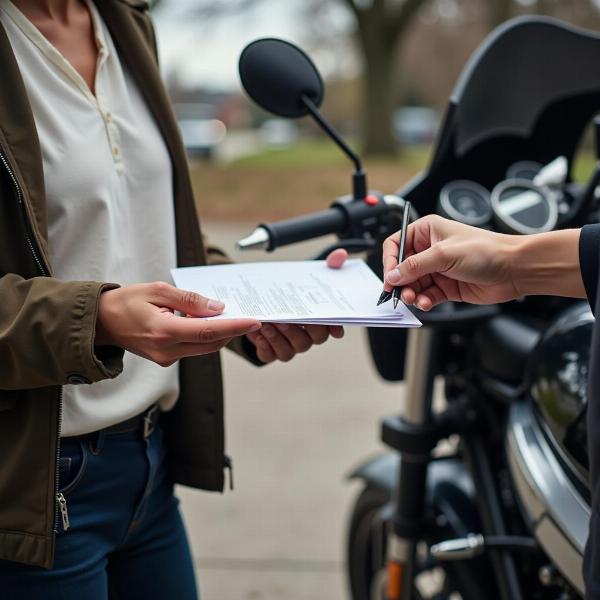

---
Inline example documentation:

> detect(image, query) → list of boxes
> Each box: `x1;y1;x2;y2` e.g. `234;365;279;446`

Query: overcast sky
153;0;600;92
152;0;353;92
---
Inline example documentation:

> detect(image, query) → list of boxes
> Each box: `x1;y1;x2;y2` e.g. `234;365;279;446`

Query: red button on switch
365;194;379;206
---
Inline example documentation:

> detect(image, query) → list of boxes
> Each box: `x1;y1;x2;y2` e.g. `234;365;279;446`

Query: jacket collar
115;0;150;9
0;19;49;264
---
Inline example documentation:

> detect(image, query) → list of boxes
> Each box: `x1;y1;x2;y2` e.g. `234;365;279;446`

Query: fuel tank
527;302;592;485
505;303;593;595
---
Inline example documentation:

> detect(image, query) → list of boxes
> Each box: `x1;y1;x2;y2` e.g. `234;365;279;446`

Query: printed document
171;259;421;328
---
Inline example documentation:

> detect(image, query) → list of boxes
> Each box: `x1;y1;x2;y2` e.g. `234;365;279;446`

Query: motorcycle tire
347;485;390;600
347;484;466;600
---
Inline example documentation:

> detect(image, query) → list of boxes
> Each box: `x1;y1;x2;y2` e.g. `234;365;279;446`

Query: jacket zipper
0;148;66;532
54;388;67;532
0;151;47;276
56;490;70;531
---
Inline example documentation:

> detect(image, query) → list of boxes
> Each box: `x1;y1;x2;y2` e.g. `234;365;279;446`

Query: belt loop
143;405;159;438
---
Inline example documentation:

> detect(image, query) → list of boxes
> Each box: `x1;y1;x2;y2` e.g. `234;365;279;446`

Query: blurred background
148;1;600;598
151;0;600;222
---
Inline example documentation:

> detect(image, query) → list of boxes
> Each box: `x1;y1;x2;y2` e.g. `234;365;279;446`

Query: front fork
385;327;437;600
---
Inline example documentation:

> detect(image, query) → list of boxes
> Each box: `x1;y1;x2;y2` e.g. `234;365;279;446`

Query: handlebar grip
237;195;403;251
261;206;348;249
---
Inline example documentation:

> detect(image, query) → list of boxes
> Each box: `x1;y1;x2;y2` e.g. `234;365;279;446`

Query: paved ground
176;220;407;600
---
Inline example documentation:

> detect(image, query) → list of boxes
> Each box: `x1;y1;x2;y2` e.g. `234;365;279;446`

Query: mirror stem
301;94;367;200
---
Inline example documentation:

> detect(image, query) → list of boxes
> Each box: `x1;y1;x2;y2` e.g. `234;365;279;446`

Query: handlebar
236;194;407;252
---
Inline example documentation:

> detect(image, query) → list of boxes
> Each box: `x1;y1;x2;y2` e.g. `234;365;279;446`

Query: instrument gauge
491;179;558;235
506;161;543;181
438;180;492;226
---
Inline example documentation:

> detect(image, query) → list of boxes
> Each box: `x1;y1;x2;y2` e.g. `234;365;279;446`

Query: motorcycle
235;15;600;600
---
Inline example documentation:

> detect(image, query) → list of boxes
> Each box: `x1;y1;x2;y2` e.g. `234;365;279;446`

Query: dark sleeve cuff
225;335;266;367
579;224;600;314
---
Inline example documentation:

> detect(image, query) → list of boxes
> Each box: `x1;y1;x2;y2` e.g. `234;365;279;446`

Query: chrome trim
236;226;270;251
430;534;485;561
382;194;405;209
403;328;434;424
507;401;589;594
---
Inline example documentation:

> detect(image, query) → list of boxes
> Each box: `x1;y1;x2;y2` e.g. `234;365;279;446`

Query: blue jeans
0;420;198;600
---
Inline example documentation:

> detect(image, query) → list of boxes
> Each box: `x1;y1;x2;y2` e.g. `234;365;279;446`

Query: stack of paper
171;259;421;329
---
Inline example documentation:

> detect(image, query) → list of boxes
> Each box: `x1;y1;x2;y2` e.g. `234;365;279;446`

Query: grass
191;140;431;222
232;138;432;170
232;138;350;168
572;152;596;183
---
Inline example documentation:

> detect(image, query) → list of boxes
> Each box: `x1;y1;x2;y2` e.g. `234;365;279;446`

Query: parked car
258;118;299;148
177;118;226;159
174;103;227;159
393;106;440;144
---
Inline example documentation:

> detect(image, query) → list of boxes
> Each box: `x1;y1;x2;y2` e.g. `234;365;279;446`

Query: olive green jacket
0;0;258;569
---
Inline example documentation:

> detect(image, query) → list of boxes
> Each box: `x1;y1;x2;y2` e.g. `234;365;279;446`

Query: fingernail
208;299;225;311
263;325;276;339
249;322;262;332
386;269;401;284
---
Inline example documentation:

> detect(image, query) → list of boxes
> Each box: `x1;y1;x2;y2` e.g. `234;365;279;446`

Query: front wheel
346;485;464;600
347;486;389;600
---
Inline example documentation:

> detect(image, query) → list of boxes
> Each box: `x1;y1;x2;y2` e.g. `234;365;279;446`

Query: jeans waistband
100;404;160;438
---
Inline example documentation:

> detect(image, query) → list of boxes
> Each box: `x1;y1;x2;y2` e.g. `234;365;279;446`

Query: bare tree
339;0;431;156
488;0;514;26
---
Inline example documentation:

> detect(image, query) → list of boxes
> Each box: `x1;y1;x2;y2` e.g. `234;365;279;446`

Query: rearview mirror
239;38;324;118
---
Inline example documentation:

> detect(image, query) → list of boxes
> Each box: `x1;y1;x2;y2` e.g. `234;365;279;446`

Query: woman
0;1;344;598
381;215;600;598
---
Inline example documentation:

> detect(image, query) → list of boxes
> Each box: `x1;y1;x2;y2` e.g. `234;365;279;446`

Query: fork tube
386;328;437;600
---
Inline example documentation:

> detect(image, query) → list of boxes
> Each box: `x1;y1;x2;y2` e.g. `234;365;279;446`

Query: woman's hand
245;249;348;363
383;215;584;311
96;282;261;367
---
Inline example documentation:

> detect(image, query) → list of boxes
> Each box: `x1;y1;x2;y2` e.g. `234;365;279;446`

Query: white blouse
0;0;180;436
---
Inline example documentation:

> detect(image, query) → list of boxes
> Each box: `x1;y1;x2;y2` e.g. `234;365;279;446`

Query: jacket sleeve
0;274;124;390
579;224;600;315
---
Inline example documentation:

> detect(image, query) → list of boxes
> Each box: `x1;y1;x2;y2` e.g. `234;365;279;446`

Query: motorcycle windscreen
451;16;600;157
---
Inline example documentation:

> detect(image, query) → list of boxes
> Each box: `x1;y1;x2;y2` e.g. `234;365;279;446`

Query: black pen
376;201;411;308
392;200;411;309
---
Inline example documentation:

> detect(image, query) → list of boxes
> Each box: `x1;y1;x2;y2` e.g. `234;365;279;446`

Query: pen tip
393;297;400;309
376;291;390;306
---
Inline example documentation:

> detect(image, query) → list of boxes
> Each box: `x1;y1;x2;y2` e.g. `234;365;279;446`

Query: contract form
171;259;421;328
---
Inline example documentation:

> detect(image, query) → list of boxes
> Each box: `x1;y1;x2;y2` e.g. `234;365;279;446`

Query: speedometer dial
491;179;558;234
506;161;543;181
438;180;492;226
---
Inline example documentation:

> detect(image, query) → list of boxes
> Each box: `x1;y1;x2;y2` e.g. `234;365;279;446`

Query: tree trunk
535;0;557;16
361;39;398;156
488;0;513;28
354;2;399;158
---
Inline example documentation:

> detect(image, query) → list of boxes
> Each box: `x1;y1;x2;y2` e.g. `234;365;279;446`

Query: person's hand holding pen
381;214;585;311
